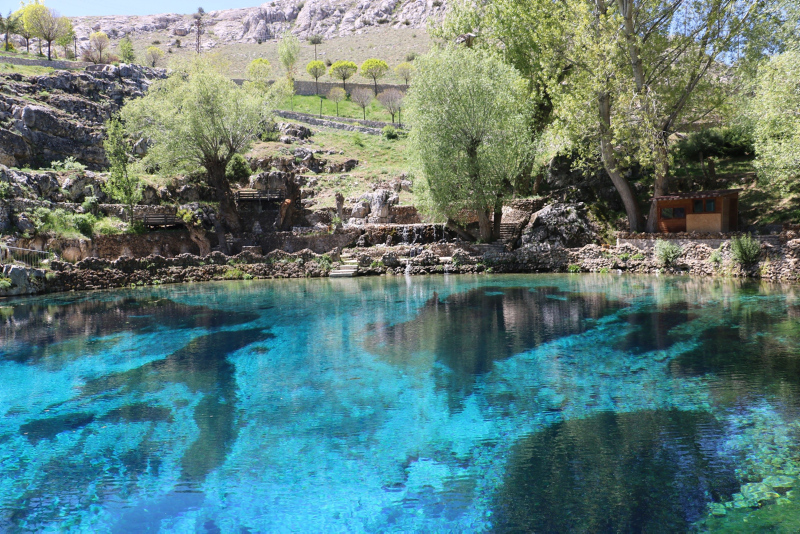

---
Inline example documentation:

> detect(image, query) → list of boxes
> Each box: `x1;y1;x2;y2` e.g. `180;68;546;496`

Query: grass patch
279;94;399;124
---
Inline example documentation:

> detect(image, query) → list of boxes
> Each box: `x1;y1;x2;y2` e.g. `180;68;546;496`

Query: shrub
30;207;96;238
222;268;245;280
709;247;723;265
81;196;99;216
93;217;124;235
382;125;398;140
567;264;581;273
731;234;761;265
654;239;682;266
405;52;417;62
0;277;12;290
226;153;251;182
51;156;87;172
0;181;11;199
632;253;645;260
598;267;610;274
352;132;366;147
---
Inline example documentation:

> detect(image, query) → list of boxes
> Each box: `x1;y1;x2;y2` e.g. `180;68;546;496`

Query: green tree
306;60;327;95
327;87;346;116
406;46;532;242
278;32;300;108
247;58;272;91
395;62;414;85
360;58;389;95
120;58;279;234
0;11;22;52
55;17;74;59
23;5;69;60
103;118;142;224
118;36;135;63
144;46;164;67
82;31;113;64
751;50;800;192
329;60;357;92
308;34;323;60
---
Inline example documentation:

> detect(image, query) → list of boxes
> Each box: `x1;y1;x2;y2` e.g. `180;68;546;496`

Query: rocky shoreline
4;232;800;298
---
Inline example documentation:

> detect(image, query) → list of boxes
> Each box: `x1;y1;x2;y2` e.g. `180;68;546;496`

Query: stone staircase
329;255;359;278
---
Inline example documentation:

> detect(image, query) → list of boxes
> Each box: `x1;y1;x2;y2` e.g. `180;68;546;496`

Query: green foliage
709;247;723;265
369;260;385;268
317;253;332;270
730;234;761;266
222;268;245;280
618;253;630;261
673;126;754;162
329;60;358;90
406;45;532;241
103;118;142;222
360;58;389;89
277;32;300;80
654;240;682;267
381;125;398;140
306;60;326;80
51;156;86;172
81;195;99;215
93;217;124;235
394;62;414;84
118;36;135;63
0;181;11;199
0;277;12;290
352;132;365;147
247;58;271;90
567;264;581;273
29;207;96;238
632;253;645;261
751;50;800;192
144;46;164;67
598;267;610;274
225;153;251;182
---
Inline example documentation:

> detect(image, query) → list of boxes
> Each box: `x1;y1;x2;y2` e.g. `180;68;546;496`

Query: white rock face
71;0;446;44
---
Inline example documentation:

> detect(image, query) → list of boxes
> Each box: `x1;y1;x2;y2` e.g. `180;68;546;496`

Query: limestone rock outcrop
70;0;446;44
0;65;166;170
521;202;598;249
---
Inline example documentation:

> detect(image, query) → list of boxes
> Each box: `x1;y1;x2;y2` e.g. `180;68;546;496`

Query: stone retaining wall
0;55;91;70
273;110;384;135
618;235;783;250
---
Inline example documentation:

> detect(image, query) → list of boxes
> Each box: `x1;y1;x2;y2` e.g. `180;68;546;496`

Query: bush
226;153;251;182
709;247;723;265
352;132;366;147
382;125;398;140
81;196;99;216
51;156;87;172
673;126;755;162
567;264;581;273
654;239;682;266
0;181;11;199
405;52;417;62
30;207;96;238
731;234;761;265
94;217;124;235
0;277;12;290
222;268;245;280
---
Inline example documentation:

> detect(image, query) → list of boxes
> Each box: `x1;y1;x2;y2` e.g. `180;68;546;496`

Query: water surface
1;274;800;532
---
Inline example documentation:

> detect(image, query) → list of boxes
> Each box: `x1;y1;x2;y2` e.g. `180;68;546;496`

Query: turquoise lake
2;273;800;532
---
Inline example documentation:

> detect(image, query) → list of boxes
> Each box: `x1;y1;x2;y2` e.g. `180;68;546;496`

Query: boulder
521;202;598;248
350;201;370;219
381;251;401;267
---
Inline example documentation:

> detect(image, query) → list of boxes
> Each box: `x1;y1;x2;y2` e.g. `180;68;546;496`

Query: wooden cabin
653;189;741;233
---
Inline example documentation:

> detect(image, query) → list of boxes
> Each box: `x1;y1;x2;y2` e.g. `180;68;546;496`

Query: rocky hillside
0;64;165;170
72;0;446;45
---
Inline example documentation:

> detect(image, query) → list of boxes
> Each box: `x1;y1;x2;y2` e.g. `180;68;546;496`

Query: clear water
2;274;800;532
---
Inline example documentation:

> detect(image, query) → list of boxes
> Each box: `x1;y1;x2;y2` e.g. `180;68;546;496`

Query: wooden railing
134;214;182;227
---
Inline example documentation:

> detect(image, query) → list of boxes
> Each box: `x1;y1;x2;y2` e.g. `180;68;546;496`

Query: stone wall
258;228;361;254
618;234;783;250
0;55;91;70
94;232;201;259
273;110;384;135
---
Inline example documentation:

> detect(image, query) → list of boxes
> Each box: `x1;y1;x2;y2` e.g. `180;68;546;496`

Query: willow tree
120;59;278;233
406;46;532;242
751;50;800;192
438;0;762;232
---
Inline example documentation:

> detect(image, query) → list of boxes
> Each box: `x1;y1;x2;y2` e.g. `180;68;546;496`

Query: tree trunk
206;159;242;233
278;175;302;230
446;218;476;241
477;210;492;242
185;224;211;256
47;41;51;61
598;92;644;232
492;201;503;242
645;134;670;233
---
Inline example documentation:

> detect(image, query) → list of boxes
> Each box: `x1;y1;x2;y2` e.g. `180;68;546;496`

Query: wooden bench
235;189;286;202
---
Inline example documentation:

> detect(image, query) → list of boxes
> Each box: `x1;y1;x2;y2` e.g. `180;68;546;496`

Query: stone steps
329;260;359;278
